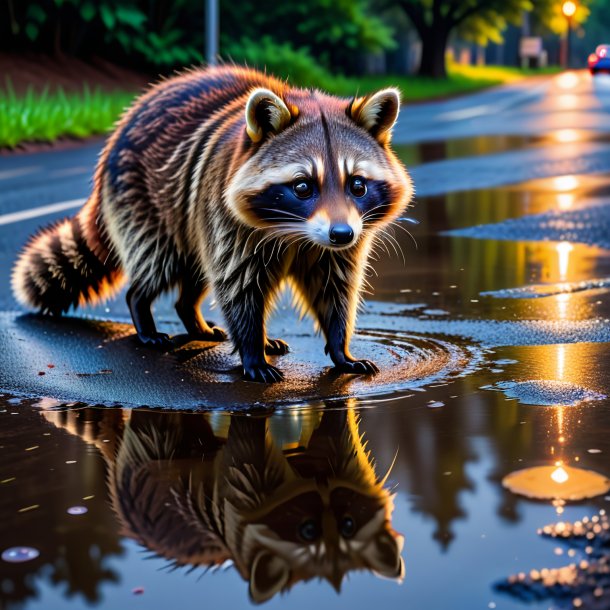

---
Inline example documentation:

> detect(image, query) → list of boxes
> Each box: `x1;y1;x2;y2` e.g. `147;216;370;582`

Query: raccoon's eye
349;176;367;198
339;515;356;538
298;519;319;542
293;179;314;199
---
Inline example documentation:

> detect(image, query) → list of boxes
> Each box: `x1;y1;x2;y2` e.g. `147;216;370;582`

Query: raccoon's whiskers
388;220;418;250
257;208;307;222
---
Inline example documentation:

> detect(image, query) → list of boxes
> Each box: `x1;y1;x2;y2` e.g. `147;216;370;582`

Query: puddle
4;128;610;610
484;380;607;407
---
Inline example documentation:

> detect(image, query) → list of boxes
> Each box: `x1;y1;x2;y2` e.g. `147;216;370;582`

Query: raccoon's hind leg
126;281;173;350
175;273;227;342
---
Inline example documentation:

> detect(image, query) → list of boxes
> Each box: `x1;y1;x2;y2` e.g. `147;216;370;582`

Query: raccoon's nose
329;224;354;245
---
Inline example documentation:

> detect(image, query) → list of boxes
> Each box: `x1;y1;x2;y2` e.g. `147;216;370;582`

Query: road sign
520;37;543;58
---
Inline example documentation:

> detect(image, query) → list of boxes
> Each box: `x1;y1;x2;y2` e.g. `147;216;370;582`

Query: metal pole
205;0;218;66
566;16;572;69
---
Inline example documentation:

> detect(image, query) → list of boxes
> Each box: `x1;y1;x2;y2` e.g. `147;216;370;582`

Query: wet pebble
2;547;39;563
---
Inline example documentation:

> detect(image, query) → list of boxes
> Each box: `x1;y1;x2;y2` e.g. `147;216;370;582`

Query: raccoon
12;66;412;382
41;404;405;603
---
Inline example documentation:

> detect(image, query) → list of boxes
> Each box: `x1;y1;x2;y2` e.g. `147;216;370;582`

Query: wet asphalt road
2;69;610;405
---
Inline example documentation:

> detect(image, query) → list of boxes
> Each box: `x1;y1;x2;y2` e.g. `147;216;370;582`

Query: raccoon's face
243;484;404;603
226;87;413;250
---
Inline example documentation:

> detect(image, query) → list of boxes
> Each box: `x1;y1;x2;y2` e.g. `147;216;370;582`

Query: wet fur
12;66;412;381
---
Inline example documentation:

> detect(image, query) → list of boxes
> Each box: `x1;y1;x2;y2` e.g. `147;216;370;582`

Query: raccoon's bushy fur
12;66;412;382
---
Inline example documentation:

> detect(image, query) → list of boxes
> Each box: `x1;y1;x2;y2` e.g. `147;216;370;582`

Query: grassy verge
1;64;560;149
320;63;562;98
0;82;134;148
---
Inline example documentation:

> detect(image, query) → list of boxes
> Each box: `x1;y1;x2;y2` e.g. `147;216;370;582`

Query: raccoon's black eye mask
249;181;319;222
351;179;393;221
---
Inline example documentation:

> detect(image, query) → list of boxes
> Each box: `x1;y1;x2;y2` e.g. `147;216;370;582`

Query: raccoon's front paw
333;359;379;375
190;326;228;342
137;332;173;351
243;362;284;383
265;338;290;356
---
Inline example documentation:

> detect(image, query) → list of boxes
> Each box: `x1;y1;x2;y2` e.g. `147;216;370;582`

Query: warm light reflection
556;71;579;89
503;465;610;500
556;242;573;280
557;94;579;109
557;193;574;210
554;129;580;143
556;293;570;320
553;175;579;192
557;344;567;379
551;466;569;484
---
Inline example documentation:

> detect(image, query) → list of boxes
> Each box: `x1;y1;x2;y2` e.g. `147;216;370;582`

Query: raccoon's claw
190;326;228;342
265;338;290;355
243;362;284;383
334;359;379;376
137;332;173;351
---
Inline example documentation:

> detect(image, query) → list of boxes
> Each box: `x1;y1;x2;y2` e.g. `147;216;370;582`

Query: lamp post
562;1;576;69
205;0;218;66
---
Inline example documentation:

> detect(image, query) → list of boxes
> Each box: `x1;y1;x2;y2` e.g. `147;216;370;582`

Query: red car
589;44;610;74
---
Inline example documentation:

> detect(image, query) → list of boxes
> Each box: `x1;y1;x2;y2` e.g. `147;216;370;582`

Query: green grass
0;81;135;148
0;64;561;148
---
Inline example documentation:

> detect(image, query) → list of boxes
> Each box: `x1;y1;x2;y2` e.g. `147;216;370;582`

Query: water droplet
67;506;88;515
2;547;40;563
427;401;445;409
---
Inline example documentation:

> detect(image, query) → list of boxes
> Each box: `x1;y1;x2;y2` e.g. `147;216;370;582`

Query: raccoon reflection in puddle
42;401;404;602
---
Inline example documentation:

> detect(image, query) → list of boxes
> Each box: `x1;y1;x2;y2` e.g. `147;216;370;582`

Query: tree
395;0;539;78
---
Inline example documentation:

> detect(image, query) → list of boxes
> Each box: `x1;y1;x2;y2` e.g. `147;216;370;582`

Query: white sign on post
520;37;543;58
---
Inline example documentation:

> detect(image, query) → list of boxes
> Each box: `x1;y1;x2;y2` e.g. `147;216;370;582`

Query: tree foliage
395;0;540;77
5;0;205;66
220;0;396;74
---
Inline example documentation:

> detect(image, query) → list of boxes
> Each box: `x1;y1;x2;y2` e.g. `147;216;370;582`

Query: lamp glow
562;1;576;18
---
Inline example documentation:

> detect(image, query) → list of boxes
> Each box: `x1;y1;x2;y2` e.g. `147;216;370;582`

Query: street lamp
205;0;219;66
562;1;576;69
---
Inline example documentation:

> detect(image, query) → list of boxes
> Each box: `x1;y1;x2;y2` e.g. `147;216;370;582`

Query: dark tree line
1;0;577;79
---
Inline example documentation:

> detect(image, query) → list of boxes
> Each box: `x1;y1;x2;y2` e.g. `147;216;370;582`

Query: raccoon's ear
245;88;295;143
249;550;290;604
368;532;405;581
348;88;401;145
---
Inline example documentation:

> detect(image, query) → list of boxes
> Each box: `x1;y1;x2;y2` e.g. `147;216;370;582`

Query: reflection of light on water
503;465;610;500
552;175;579;192
557;344;566;380
557;193;574;210
557;71;579;89
551;465;569;484
556;242;573;280
557;94;578;109
556;293;570;320
554;129;580;143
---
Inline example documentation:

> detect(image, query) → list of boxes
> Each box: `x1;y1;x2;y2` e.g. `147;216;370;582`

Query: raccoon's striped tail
12;199;124;315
